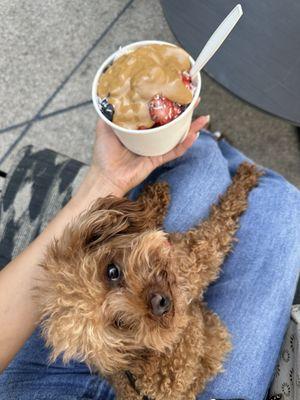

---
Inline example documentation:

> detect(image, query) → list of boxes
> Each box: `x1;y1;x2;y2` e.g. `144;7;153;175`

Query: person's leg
133;131;300;400
0;326;115;400
197;138;300;400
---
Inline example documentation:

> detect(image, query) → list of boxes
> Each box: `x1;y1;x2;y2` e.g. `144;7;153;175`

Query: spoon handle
190;4;243;78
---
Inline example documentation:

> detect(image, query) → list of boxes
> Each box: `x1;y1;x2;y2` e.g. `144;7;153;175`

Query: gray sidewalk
1;0;299;187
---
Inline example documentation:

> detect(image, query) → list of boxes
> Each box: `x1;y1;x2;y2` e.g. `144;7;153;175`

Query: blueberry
180;104;189;112
99;98;114;121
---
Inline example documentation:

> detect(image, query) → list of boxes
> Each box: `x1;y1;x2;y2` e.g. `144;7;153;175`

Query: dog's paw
236;162;263;178
140;182;170;208
138;182;170;228
234;162;263;190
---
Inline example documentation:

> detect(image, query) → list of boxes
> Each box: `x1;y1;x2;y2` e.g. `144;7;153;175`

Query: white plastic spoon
190;4;243;78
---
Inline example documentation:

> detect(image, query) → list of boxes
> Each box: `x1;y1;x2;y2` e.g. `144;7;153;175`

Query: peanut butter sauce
97;44;193;130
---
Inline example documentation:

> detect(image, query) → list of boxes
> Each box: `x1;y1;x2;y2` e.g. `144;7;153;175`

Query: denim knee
255;169;300;283
263;169;300;229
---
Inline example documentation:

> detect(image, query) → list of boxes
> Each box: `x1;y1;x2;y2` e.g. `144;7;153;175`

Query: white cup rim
92;40;201;135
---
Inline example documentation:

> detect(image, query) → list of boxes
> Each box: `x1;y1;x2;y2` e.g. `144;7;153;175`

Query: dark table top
161;0;300;125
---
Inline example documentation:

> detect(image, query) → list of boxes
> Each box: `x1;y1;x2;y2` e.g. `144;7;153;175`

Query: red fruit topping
149;95;182;126
181;71;192;90
172;102;182;119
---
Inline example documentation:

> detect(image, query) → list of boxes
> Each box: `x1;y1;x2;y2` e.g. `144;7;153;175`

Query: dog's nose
150;293;171;316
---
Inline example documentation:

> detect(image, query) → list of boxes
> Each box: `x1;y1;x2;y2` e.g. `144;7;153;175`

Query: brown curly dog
36;162;261;400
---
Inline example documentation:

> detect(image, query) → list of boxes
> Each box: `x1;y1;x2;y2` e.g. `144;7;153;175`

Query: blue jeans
1;132;300;400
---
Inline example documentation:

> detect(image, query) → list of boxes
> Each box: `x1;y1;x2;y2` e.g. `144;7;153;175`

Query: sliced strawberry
181;71;192;90
149;95;174;126
149;95;182;126
172;102;182;119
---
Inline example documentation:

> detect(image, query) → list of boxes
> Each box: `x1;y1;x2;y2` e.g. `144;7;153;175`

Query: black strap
124;370;152;400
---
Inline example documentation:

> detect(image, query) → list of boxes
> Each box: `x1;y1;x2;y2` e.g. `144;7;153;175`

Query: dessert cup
92;40;201;157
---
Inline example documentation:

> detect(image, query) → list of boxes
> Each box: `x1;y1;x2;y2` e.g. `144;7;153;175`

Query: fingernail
203;114;210;128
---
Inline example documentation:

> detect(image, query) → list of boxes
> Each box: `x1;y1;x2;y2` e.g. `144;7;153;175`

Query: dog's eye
107;263;122;281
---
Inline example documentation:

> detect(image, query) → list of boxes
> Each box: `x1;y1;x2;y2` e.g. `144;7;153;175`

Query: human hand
90;109;210;196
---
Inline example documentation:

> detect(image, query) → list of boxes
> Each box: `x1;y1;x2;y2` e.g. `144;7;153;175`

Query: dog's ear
77;195;157;249
72;182;170;250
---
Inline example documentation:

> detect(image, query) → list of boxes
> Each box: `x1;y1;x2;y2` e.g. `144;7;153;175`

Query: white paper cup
92;40;201;157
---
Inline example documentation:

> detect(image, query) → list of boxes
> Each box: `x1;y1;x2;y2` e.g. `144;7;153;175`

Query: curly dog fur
36;162;261;399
